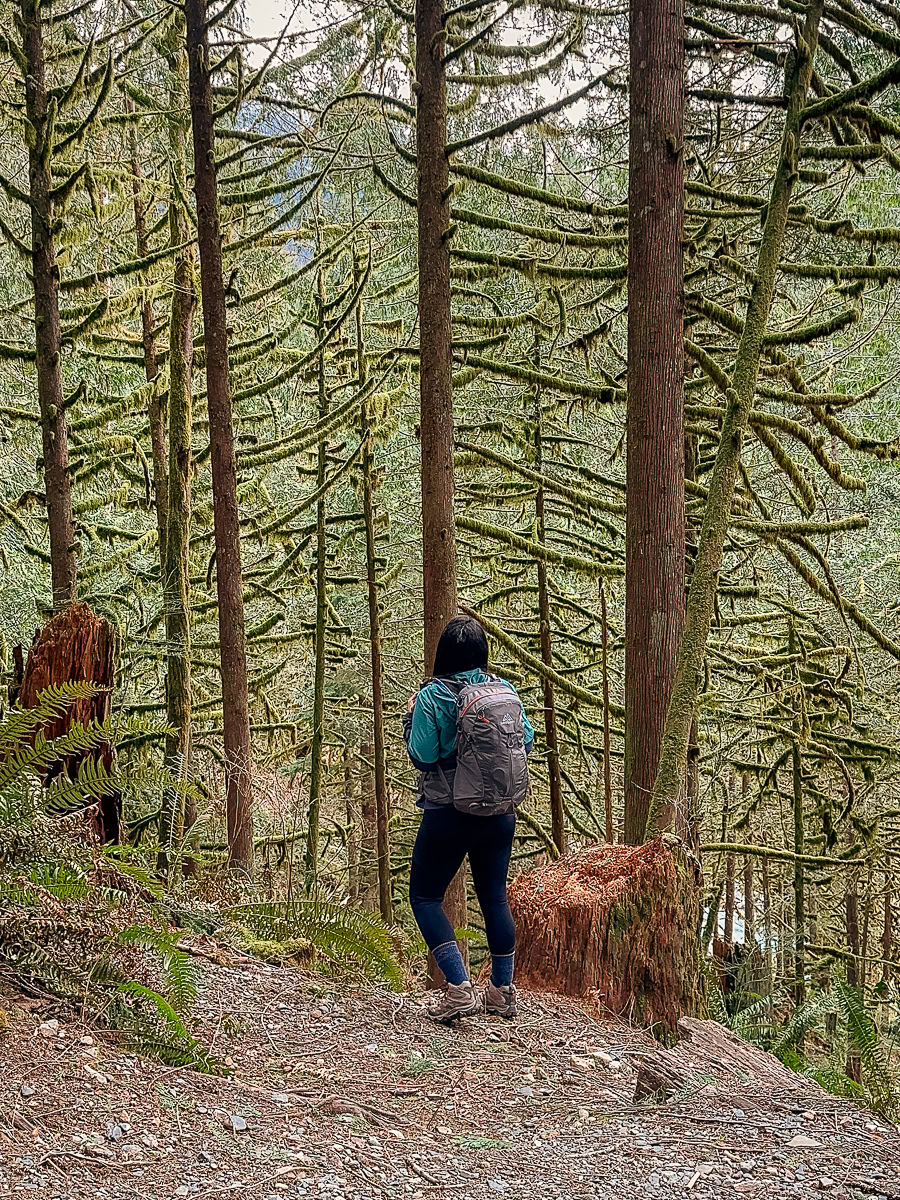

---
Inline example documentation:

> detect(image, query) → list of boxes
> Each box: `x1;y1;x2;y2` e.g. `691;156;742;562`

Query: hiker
402;614;534;1022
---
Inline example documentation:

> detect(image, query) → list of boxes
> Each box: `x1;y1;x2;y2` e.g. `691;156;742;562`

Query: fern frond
230;899;402;988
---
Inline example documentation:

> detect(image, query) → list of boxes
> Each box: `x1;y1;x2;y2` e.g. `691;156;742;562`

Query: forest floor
2;947;900;1200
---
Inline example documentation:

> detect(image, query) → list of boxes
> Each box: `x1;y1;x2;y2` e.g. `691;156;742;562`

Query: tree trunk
126;105;167;568
160;29;195;875
305;271;328;891
22;0;77;608
185;0;253;869
845;861;862;1083
600;581;614;843
360;742;377;911
882;883;893;989
742;774;754;950
416;0;467;975
724;852;736;951
624;0;685;843
792;737;806;1005
355;256;392;923
648;0;826;826
345;746;359;904
533;371;565;855
761;852;774;993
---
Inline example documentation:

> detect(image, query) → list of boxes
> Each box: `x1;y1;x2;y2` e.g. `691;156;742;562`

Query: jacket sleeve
403;688;441;769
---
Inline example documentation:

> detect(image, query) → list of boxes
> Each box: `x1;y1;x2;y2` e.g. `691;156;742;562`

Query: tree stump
508;838;701;1035
18;602;120;842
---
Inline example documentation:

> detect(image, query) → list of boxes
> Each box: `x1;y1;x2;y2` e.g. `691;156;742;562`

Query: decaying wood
633;1016;821;1102
19;602;119;841
508;838;701;1034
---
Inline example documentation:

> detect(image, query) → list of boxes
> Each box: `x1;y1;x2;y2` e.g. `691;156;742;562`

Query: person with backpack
402;615;534;1023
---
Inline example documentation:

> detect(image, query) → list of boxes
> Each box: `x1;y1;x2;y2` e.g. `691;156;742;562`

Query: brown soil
2;957;898;1200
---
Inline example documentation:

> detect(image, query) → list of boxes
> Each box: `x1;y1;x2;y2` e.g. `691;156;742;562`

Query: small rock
819;1180;835;1191
80;1035;95;1046
20;1084;35;1098
570;1055;594;1071
437;1125;452;1136
803;1111;816;1122
37;1020;59;1039
121;1144;144;1162
488;1180;507;1194
518;1086;535;1099
577;1108;590;1123
788;1135;822;1149
175;1188;190;1198
106;1123;124;1143
84;1064;107;1084
225;1114;248;1134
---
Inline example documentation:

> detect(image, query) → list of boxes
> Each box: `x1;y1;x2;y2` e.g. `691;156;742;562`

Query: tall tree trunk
305;271;328;891
126;105;167;567
624;0;685;843
159;30;195;873
682;432;700;848
345;746;359;903
845;859;862;1083
649;0;826;826
723;852;736;951
792;738;806;1006
355;255;392;923
416;0;467;974
21;0;77;608
761;852;774;993
185;0;253;869
533;367;564;854
600;580;614;843
360;741;377;911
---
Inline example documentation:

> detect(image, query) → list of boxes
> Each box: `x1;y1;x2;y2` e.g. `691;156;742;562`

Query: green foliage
230;898;403;989
711;976;900;1121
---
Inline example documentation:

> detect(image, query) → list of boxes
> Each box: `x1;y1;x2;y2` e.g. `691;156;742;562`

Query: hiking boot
484;982;518;1019
426;980;479;1023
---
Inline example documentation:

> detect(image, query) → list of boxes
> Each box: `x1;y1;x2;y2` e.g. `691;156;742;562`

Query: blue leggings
409;807;516;957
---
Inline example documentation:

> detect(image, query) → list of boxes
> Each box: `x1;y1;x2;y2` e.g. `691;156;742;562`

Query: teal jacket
404;668;535;770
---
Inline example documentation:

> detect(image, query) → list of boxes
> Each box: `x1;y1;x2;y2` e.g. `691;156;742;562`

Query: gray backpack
439;675;530;815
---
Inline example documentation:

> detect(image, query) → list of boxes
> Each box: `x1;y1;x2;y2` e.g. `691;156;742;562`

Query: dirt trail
3;959;899;1200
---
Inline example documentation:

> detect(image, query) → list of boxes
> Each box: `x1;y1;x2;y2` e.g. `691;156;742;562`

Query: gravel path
3;958;899;1200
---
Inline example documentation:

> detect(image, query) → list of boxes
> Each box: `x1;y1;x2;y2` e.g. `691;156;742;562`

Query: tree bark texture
20;602;119;841
624;0;685;844
185;0;253;869
355;260;392;923
360;742;377;910
508;839;701;1036
600;581;614;843
127;105;167;569
21;0;77;608
305;271;328;891
533;373;565;855
648;0;825;828
416;0;467;975
159;29;196;873
792;738;806;1004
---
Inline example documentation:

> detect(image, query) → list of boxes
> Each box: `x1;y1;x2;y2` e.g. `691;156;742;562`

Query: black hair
432;615;489;677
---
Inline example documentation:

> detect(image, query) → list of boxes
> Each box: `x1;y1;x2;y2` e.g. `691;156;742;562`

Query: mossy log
19;601;120;842
507;838;702;1035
